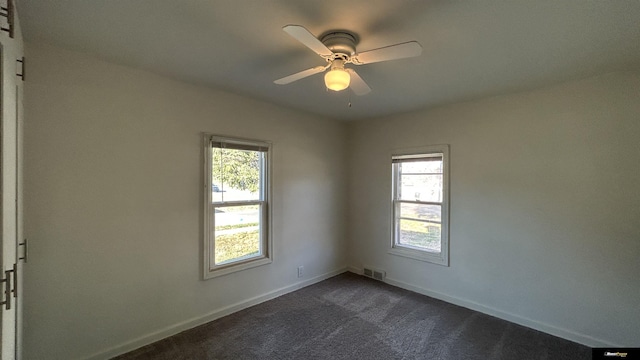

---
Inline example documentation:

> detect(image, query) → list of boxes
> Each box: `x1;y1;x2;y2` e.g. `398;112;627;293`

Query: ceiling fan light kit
275;25;422;96
325;60;350;91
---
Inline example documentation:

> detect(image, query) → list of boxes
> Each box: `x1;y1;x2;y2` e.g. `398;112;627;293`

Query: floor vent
363;267;385;281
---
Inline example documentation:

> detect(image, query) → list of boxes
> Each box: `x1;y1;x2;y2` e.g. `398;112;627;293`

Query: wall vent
373;270;386;281
363;266;385;281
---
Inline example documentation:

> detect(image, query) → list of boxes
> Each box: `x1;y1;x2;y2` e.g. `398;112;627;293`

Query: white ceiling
17;0;640;121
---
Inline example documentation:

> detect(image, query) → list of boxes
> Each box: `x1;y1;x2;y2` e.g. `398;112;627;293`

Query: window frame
203;134;272;279
389;145;450;266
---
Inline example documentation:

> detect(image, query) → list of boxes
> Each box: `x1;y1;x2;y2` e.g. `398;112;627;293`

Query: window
390;145;449;266
203;135;271;279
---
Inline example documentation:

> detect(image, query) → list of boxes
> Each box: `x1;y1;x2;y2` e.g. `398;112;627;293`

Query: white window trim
203;134;273;279
388;144;450;266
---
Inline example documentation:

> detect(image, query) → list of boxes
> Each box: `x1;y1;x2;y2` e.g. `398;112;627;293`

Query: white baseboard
86;267;347;360
346;265;361;274
381;275;618;348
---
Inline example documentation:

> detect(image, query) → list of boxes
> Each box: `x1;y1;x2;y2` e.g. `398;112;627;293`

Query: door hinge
19;238;27;263
17;56;24;81
0;0;13;39
0;263;17;310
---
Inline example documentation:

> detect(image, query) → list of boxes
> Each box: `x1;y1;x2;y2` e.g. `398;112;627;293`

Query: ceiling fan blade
283;25;333;57
353;41;422;65
346;69;371;95
274;65;327;85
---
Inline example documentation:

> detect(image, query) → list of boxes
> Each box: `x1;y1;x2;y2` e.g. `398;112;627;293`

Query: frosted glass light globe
324;68;350;91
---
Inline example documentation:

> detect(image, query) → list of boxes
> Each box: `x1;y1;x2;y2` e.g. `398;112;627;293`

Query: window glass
398;219;442;253
212;148;262;203
214;204;261;265
399;203;442;223
399;174;443;202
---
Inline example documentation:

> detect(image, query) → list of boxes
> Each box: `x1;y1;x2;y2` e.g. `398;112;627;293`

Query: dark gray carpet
114;272;590;359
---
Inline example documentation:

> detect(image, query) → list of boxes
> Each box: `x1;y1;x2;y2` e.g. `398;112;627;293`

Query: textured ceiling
17;0;640;121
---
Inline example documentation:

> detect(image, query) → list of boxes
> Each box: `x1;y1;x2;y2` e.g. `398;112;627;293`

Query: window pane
212;148;262;202
400;159;442;173
399;203;441;223
214;204;261;265
398;218;441;253
399;174;443;202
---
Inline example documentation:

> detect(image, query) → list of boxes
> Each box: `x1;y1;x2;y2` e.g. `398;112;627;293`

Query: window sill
203;257;272;280
388;246;449;266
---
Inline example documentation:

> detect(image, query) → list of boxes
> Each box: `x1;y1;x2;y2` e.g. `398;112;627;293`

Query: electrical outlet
297;266;304;278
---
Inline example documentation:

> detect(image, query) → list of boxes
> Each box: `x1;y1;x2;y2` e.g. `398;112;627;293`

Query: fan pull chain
348;93;352;108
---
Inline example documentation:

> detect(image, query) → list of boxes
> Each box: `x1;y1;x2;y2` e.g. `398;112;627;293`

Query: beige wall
23;43;348;359
347;70;640;347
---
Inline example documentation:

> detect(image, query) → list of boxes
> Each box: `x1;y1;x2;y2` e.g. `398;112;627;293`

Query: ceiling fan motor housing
321;31;357;56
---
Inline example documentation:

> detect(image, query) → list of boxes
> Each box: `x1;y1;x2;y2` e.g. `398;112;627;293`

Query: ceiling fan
274;25;423;95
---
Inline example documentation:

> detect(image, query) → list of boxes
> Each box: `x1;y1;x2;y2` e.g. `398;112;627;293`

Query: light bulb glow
324;68;350;91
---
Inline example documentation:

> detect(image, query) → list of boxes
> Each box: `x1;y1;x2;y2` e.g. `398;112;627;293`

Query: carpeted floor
114;272;591;359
